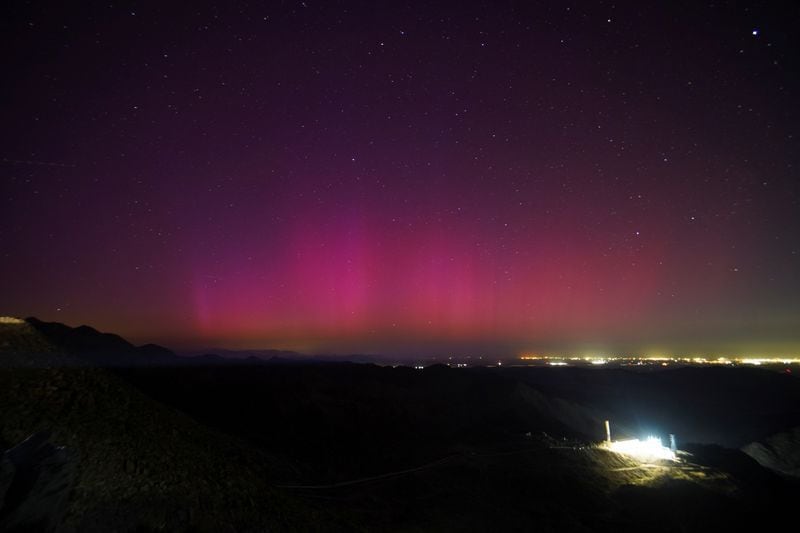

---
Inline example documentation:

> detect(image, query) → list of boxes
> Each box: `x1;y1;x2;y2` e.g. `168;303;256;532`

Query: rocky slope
742;426;800;477
0;317;316;531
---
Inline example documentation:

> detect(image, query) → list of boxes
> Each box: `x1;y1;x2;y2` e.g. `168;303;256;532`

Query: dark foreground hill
2;317;800;531
0;318;316;531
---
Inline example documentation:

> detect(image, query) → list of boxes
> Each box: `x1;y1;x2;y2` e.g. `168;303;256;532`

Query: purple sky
2;2;799;356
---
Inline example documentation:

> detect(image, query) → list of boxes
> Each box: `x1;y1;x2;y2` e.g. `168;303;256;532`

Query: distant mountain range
0;316;473;367
1;316;380;367
1;316;184;367
180;347;391;365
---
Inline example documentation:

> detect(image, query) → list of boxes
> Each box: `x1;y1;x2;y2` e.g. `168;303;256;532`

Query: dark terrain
2;317;799;531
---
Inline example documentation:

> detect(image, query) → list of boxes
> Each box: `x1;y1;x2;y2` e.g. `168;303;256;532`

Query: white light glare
607;436;676;461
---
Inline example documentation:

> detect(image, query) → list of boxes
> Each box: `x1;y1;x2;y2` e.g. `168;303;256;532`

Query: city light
518;354;800;366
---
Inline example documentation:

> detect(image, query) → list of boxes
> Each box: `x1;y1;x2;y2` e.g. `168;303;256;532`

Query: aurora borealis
1;2;799;356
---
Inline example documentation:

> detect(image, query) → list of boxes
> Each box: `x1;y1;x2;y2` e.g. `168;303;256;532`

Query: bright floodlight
607;436;676;461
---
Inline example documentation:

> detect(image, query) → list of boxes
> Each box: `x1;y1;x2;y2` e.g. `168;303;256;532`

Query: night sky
2;1;799;357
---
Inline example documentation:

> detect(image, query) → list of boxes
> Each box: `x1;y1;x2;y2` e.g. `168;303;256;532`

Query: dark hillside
509;366;800;446
3;318;800;531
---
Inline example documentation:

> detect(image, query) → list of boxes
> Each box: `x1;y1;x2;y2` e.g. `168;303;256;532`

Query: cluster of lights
606;436;677;462
519;354;800;366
